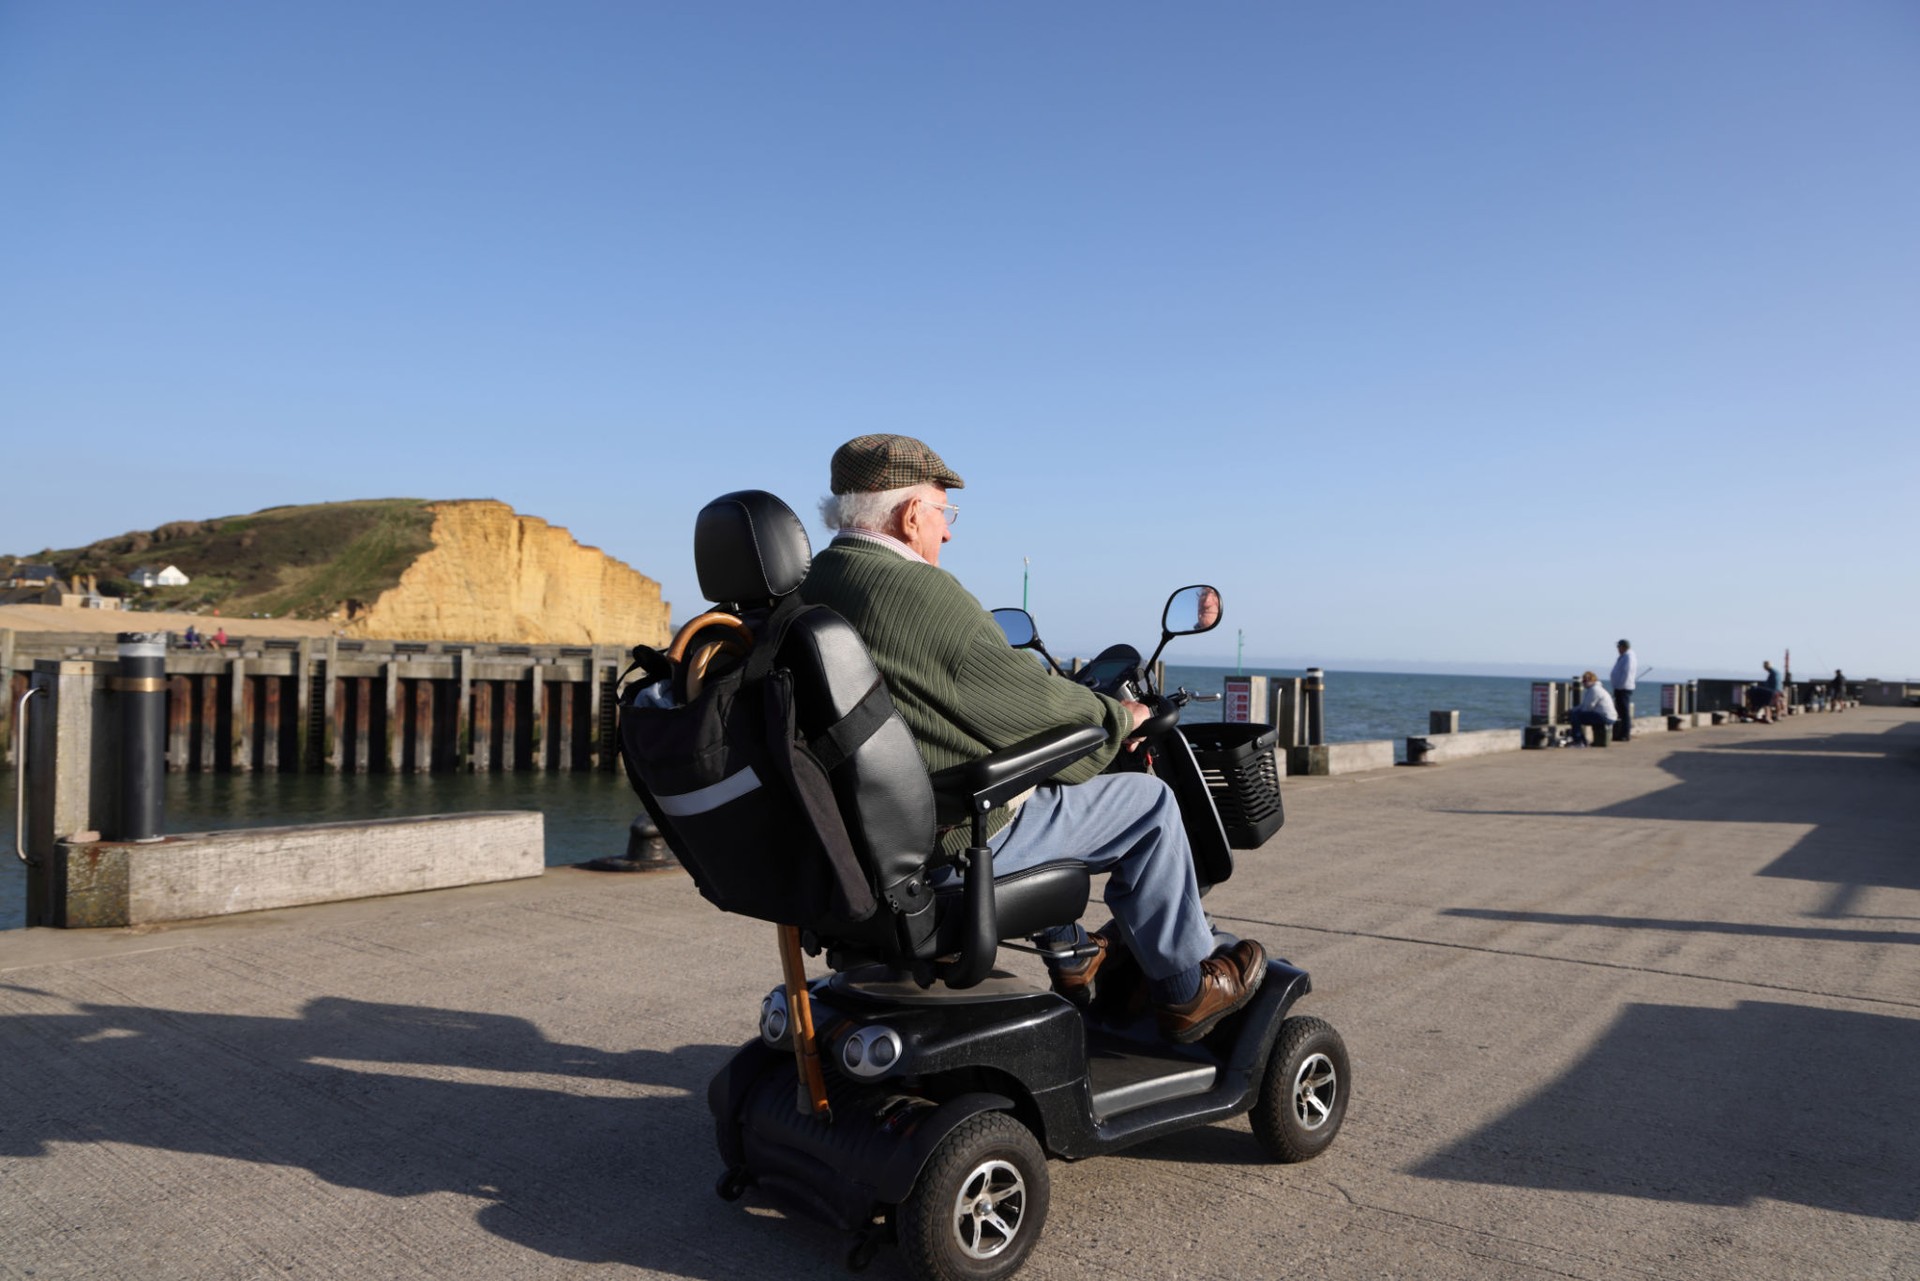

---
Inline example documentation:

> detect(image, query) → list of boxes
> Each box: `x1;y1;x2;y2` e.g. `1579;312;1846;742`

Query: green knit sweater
801;537;1132;856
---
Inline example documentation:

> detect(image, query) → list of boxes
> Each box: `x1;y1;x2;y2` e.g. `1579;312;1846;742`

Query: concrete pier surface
3;708;1915;1280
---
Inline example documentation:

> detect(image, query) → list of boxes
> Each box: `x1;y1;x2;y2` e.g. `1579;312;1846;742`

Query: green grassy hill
3;499;443;620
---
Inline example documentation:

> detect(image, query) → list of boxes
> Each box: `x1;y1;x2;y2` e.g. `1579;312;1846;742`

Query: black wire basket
1180;721;1285;849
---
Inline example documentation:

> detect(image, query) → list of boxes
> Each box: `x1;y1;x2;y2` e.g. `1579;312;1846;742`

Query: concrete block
46;811;544;927
1407;727;1526;763
1289;740;1396;776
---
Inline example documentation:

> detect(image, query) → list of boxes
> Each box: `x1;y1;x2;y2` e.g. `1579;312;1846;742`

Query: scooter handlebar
1128;693;1182;741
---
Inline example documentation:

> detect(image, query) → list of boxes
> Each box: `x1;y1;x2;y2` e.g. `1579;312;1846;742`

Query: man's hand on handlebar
1122;699;1151;751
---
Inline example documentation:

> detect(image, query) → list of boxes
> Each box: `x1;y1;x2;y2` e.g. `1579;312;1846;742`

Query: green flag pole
1022;557;1029;611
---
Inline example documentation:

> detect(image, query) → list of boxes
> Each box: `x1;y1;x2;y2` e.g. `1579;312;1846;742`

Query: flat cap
830;434;965;495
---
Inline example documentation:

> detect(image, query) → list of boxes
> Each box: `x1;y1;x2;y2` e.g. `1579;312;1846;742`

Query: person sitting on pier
1567;671;1617;746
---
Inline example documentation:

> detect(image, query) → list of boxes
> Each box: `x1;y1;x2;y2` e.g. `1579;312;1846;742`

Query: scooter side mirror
1163;585;1223;637
991;607;1038;649
992;606;1066;676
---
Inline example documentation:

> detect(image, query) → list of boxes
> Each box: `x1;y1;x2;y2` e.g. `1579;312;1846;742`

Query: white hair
819;485;918;533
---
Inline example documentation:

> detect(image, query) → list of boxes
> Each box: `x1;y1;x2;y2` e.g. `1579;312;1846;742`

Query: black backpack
617;593;896;931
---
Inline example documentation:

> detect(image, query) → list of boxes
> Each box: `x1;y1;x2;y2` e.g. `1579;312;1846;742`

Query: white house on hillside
130;564;191;588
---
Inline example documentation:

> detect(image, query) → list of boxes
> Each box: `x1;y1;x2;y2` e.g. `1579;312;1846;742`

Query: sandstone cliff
343;501;670;647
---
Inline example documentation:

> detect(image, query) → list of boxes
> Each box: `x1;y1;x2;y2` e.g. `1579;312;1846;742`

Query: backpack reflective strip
654;766;763;817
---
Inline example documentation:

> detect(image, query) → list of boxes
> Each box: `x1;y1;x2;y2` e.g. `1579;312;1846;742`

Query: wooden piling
585;661;603;770
413;678;433;773
501;680;519;772
324;639;341;773
353;677;372;774
263;676;281;772
230;657;252;773
454;649;472;770
199;674;220;773
0;629;13;769
529;665;546;770
294;639;312;772
384;662;403;774
471;679;493;773
167;675;191;772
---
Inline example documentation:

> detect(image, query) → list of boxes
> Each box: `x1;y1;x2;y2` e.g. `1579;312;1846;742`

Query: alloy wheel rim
950;1158;1026;1260
1293;1051;1338;1130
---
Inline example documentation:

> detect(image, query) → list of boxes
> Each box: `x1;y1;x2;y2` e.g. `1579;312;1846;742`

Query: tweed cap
830;434;965;495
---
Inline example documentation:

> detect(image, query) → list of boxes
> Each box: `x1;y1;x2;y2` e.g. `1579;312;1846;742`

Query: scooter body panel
708;960;1313;1220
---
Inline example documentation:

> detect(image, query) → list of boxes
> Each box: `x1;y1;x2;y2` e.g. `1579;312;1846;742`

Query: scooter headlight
759;988;791;1048
840;1025;904;1079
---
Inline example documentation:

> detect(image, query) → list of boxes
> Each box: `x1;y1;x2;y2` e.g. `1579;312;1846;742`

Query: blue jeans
1612;686;1633;738
983;772;1216;983
1568;708;1612;745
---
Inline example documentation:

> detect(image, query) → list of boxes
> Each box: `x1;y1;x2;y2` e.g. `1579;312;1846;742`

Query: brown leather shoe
1048;929;1116;1008
1156;940;1267;1044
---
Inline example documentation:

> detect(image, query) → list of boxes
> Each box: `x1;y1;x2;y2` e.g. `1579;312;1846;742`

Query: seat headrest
695;490;812;605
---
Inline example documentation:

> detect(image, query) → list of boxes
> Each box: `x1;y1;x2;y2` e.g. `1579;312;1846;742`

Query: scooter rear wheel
897;1111;1050;1281
1251;1015;1349;1163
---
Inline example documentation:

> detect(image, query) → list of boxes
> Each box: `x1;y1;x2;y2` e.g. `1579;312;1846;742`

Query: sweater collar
832;528;927;564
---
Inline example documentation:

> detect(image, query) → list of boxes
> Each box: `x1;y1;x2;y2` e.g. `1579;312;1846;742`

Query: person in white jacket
1610;640;1638;741
1569;671;1618;746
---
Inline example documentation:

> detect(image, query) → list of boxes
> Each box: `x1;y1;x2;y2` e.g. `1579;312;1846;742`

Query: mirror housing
990;606;1064;675
1163;585;1223;637
991;607;1038;649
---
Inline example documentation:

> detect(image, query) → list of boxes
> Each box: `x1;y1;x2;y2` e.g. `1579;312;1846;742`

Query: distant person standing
1747;660;1782;722
1568;671;1618;746
1831;669;1846;707
1610;639;1638;741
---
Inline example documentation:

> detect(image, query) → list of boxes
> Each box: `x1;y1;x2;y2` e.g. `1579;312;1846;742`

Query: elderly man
803;434;1265;1043
1610;639;1638;741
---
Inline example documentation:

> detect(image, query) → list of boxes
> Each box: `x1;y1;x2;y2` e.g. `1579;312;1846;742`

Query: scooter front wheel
1251;1015;1350;1162
897;1111;1050;1281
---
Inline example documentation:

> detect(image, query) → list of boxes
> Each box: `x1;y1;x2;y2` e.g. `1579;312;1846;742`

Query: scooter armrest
941;843;998;990
928;724;1108;814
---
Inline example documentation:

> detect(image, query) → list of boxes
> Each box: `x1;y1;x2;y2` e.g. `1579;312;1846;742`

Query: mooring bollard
1304;668;1326;746
115;632;167;842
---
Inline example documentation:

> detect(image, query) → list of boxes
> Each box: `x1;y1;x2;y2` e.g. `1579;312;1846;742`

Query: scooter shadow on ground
0;992;855;1277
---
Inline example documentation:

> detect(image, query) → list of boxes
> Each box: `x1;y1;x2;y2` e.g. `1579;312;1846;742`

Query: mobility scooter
619;491;1349;1281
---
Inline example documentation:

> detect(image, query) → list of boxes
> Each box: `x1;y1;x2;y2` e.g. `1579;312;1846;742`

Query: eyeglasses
915;497;960;526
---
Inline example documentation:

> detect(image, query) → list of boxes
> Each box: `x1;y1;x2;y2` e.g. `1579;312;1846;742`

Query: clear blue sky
3;2;1914;678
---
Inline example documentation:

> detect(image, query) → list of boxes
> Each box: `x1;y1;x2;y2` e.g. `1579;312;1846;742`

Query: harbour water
1;666;1588;930
1164;664;1553;741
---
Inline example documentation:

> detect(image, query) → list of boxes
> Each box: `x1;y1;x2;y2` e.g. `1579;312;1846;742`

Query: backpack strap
807;678;892;772
747;595;894;774
743;592;811;684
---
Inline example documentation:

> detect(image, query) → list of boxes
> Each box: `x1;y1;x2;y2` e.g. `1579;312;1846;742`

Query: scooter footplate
1087;1039;1216;1122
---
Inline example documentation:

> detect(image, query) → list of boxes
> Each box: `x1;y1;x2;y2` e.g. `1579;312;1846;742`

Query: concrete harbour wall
48;812;544;928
